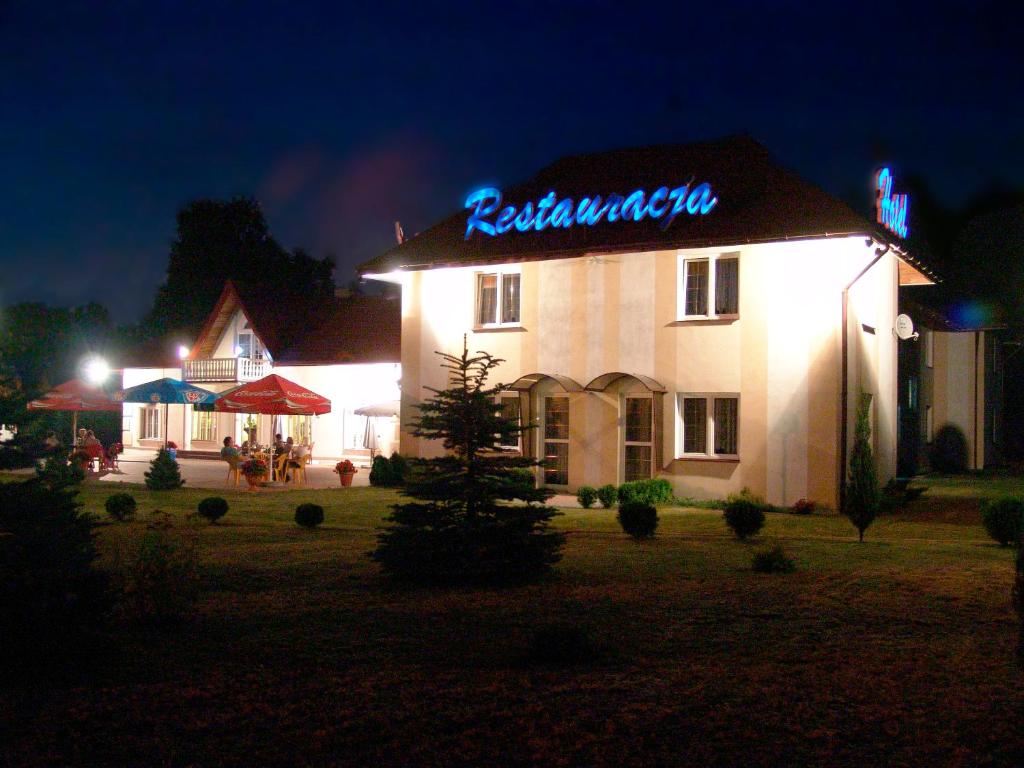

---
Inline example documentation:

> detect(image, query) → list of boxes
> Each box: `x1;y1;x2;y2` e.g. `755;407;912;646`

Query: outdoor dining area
26;372;346;490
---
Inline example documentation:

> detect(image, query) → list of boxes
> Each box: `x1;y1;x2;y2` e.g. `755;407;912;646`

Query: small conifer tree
372;338;564;584
144;448;185;490
845;393;879;542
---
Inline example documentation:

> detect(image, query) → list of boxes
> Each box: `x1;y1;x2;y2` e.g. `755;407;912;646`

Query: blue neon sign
875;167;909;238
464;181;718;240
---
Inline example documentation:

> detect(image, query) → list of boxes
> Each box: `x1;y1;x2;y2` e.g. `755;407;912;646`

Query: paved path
96;448;370;490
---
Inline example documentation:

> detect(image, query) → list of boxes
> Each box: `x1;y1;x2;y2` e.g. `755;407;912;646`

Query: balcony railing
182;358;271;383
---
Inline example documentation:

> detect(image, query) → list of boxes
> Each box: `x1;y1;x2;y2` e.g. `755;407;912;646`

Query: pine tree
144;448;185;490
845;393;880;542
372;338;564;585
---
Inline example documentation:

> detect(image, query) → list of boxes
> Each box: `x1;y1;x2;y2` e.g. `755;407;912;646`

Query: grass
2;473;1023;766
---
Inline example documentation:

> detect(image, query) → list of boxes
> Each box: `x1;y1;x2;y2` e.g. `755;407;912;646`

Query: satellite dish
894;314;917;340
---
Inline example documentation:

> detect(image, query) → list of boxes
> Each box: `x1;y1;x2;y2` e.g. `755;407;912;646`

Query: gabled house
360;136;938;508
120;280;401;460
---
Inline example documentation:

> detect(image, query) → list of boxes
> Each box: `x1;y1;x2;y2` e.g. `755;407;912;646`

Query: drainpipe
839;242;890;512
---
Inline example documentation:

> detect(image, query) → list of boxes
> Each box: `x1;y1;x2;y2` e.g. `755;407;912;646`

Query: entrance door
542;396;569;486
623;395;653;482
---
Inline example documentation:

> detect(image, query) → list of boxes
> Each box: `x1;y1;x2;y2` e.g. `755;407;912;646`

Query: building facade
362;137;935;507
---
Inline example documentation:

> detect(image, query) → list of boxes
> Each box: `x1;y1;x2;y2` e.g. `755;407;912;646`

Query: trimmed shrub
197;497;229;524
981;497;1024;547
389;452;410;485
617;478;674;506
596;484;618;509
105;493;137;522
369;455;395;487
845;393;879;542
752;545;796;573
617;501;658;540
724;488;767;541
144;448;184;490
295;503;325;529
576;486;598;509
931;423;969;473
792;498;816;515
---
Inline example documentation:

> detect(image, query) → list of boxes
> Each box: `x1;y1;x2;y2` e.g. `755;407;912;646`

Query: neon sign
875;167;909;238
464;181;718;240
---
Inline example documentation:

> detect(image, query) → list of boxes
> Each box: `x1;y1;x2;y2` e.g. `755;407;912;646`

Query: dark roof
276;294;401;365
901;298;1007;333
359;135;930;276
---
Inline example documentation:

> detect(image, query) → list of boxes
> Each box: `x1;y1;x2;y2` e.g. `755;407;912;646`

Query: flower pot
338;472;354;487
245;473;266;489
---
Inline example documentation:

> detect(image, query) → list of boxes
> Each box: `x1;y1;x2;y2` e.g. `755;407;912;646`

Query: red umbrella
27;378;120;445
213;374;331;415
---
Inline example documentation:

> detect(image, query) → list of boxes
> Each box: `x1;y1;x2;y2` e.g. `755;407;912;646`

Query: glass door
543;396;569;486
623;395;653;482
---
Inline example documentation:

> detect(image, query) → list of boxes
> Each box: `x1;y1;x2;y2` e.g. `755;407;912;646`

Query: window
496;394;521;450
140;406;162;440
679;252;739;319
543;396;569;485
476;269;521;327
191;409;216;443
286;415;312;445
677;394;739;458
623;395;653;482
237;330;264;360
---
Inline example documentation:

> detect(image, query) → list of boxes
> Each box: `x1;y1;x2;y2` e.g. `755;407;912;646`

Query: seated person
76;428;87;447
103;442;122;470
43;430;60;452
83;430;101;447
239;439;250;455
220;436;240;459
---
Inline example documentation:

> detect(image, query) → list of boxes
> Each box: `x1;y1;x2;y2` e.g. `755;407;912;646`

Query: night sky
2;1;1020;322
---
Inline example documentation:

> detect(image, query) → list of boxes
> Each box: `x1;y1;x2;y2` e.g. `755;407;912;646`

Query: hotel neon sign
464;181;719;240
875;167;909;238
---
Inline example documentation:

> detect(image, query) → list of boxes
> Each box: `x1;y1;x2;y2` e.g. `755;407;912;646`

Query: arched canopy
584;372;666;393
507;373;584;392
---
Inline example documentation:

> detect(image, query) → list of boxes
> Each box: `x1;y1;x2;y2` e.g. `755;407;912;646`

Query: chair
225;455;241;487
274;452;289;482
291;454;311;487
83;443;104;472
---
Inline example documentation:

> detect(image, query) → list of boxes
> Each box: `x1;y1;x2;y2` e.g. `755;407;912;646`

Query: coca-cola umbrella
114;378;219;449
214;374;331;415
27;378;120;446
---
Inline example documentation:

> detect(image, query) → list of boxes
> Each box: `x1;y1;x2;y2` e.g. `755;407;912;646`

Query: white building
119;281;401;461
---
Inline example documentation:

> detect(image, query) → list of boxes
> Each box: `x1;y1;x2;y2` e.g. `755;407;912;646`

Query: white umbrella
362;416;379;458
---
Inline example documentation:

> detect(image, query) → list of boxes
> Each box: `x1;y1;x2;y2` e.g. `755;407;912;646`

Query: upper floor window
237;329;265;360
678;252;739;319
476;269;521;327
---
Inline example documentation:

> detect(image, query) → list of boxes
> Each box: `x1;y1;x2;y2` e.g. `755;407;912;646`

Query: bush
369;455;395;487
197;497;229;524
0;478;111;661
845;393;879;542
617;478;673;506
617;501;658;539
752;545;796;573
295;503;324;529
389;452;410;485
931;423;969;473
792;498;815;515
117;511;197;627
576;485;598;509
596;484;618;509
144;448;184;490
982;497;1024;546
724;488;767;541
105;493;137;522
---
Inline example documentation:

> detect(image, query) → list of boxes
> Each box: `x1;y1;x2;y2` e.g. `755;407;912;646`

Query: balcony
182;357;271;383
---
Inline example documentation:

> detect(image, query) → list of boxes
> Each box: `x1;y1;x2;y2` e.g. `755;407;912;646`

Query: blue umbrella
114;378;219;449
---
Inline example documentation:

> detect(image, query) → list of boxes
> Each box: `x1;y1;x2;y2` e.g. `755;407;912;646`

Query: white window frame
675;393;739;459
191;408;216;443
140;406;162;440
474;267;522;329
494;393;522;451
237;328;265;360
677;250;740;320
540;395;570;486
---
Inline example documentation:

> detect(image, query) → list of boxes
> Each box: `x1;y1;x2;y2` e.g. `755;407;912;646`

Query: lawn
2;474;1022;766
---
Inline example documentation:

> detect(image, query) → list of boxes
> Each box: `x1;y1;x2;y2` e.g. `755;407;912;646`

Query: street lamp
83;357;110;385
178;345;190;360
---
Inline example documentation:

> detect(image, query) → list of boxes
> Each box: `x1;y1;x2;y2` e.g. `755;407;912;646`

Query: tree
372;339;564;585
845;393;880;542
146;198;334;337
145;448;185;490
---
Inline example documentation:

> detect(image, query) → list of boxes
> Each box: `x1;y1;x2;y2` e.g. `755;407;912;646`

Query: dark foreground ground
2;476;1023;766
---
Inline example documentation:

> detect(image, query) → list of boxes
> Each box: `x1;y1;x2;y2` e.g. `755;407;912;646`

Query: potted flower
166;441;178;461
333;459;357;487
241;457;269;488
